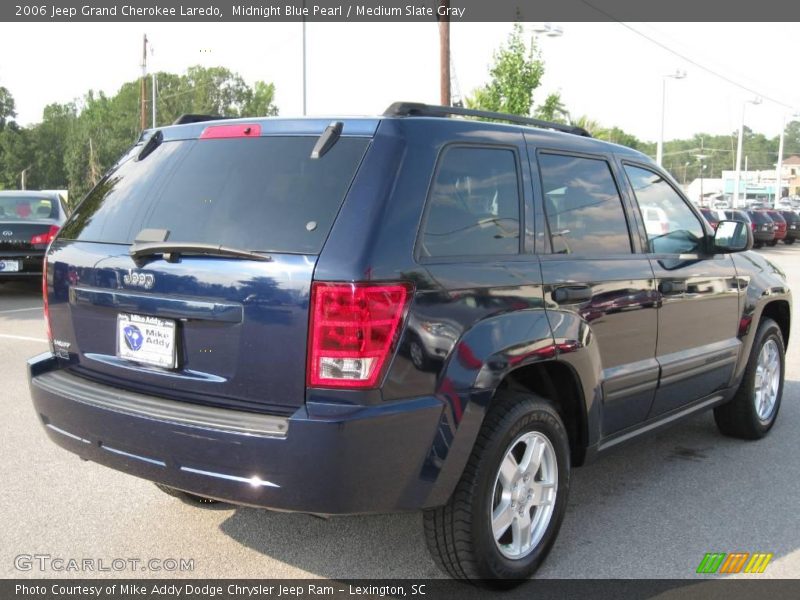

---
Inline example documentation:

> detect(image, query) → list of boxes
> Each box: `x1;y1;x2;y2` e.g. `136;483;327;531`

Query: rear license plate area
117;313;177;369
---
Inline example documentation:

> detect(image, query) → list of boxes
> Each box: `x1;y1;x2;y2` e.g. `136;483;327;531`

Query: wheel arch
500;360;589;467
423;309;603;507
761;299;790;347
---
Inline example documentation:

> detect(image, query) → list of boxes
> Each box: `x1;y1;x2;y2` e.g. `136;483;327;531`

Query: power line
578;0;797;110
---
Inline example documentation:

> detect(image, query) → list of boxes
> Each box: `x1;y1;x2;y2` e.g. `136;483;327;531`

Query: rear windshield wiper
129;241;273;266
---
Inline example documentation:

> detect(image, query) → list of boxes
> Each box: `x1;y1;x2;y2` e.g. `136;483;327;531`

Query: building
686;177;724;206
783;155;800;197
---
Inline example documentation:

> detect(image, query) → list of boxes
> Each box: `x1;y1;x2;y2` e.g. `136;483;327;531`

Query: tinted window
421;147;520;257
60;136;370;254
747;210;772;225
725;210;750;223
0;196;58;221
538;154;631;255
625;165;704;254
768;211;785;224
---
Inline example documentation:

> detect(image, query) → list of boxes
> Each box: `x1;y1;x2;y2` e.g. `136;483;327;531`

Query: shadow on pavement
217;380;800;579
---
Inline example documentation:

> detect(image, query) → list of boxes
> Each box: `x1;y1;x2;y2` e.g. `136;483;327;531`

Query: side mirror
713;220;752;253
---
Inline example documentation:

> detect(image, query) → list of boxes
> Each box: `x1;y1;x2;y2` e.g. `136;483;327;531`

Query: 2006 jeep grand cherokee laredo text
28;103;790;586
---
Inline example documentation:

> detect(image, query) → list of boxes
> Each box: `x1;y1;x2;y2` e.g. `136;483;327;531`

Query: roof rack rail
383;102;591;137
172;114;226;125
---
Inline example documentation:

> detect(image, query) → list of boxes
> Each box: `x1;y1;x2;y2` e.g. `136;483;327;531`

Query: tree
784;120;800;157
28;103;77;189
0;66;279;199
0;86;15;131
154;66;278;122
243;81;279;117
466;22;562;118
0;126;33;189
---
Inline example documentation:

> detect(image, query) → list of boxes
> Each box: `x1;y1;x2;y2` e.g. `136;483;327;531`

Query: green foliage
535;93;568;123
784;120;800;156
0;66;278;203
0;86;16;130
466;22;550;117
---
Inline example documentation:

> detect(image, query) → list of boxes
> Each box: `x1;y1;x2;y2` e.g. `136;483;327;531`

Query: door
621;163;741;417
533;150;659;435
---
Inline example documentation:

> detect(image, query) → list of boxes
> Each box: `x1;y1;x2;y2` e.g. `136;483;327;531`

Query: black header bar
2;0;799;22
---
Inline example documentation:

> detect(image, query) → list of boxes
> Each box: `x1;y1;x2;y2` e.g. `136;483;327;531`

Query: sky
0;21;798;145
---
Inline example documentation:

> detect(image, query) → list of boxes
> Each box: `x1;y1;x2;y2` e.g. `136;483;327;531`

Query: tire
409;336;431;371
154;483;220;505
423;391;570;587
714;317;785;439
754;242;763;249
767;240;778;247
784;238;795;245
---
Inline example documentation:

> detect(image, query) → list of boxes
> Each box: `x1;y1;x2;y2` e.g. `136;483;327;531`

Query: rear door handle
552;285;593;304
659;280;687;294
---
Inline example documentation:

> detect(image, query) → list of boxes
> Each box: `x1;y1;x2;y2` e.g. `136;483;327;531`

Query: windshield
60;135;370;254
0;196;58;221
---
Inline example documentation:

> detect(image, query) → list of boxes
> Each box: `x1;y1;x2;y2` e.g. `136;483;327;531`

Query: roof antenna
311;121;343;159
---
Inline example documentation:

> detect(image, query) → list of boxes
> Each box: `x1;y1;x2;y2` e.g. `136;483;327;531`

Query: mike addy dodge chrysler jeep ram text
28;103;790;586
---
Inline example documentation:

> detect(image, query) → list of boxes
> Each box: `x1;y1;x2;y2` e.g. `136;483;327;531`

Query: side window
421;147;520;258
624;165;704;254
538;153;632;255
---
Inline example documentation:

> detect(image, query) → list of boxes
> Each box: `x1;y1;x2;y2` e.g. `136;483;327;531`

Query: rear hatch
46;121;373;415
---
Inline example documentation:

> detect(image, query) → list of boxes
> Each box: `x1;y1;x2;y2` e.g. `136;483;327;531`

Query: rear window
768;212;786;224
0;197;58;221
60;136;370;254
725;211;750;222
747;211;772;224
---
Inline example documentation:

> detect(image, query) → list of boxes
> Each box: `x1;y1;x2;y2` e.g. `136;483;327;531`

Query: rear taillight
307;282;412;389
31;225;60;246
42;256;52;345
751;222;757;231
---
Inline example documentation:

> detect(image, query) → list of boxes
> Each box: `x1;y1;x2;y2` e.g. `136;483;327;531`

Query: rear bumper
28;353;445;514
0;250;44;277
753;231;774;243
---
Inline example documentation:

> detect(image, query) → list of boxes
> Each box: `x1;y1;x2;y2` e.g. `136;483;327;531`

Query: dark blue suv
28;103;790;585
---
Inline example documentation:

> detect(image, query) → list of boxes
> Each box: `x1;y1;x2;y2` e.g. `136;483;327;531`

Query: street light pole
733;97;761;209
695;153;708;205
656;70;686;166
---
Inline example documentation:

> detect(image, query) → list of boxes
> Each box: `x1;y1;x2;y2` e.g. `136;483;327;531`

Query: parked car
0;191;68;282
779;210;800;244
738;209;775;248
28;104;789;586
762;210;787;246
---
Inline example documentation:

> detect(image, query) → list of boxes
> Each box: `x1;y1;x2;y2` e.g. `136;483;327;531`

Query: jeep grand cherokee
28;104;790;585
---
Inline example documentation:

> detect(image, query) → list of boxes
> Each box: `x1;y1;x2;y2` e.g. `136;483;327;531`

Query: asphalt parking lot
1;247;799;580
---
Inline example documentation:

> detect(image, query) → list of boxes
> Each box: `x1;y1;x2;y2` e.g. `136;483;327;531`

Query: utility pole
140;34;148;131
438;0;451;106
301;0;307;115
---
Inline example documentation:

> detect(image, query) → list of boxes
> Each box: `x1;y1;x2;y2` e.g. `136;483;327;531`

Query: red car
763;210;787;245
